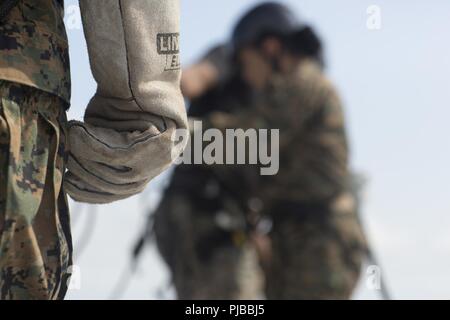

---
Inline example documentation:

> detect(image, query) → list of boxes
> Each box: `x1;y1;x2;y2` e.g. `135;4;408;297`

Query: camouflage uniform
0;0;72;300
154;59;367;300
221;59;367;299
153;75;261;299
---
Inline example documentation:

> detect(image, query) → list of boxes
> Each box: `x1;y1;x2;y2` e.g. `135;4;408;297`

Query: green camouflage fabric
0;0;70;104
0;81;72;300
154;191;264;300
153;58;366;299
207;59;366;299
207;59;351;204
154;192;239;300
264;196;366;299
154;191;365;299
153;75;261;299
255;59;349;204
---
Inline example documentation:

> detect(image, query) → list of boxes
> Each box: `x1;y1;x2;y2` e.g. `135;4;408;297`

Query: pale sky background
64;0;450;300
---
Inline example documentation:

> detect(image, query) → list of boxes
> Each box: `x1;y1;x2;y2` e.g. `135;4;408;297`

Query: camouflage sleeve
0;0;70;102
190;103;263;212
259;69;350;203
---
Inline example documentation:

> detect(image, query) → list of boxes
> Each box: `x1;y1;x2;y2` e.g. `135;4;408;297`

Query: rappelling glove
64;0;188;204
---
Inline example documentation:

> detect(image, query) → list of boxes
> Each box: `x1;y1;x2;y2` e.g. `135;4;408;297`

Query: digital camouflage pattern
265;195;366;299
252;59;350;204
153;74;262;299
154;189;366;299
208;59;367;299
154;192;242;299
0;0;70;103
153;191;264;300
154;58;367;299
0;0;72;300
0;81;72;300
207;59;351;204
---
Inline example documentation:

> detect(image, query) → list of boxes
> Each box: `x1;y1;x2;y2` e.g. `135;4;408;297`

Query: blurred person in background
151;2;367;300
152;44;264;299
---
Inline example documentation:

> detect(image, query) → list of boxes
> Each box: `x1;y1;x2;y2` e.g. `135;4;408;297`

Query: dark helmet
231;2;304;52
231;2;324;64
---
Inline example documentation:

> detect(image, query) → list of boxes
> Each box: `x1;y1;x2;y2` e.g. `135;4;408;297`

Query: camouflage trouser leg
153;192;261;300
0;81;72;300
265;205;366;300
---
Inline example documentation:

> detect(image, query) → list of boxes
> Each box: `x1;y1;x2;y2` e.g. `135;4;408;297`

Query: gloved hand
64;0;188;204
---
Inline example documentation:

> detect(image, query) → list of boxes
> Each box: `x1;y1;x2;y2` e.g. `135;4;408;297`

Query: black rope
73;205;98;261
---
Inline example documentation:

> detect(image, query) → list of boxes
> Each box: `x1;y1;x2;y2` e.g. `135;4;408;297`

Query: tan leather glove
65;0;188;204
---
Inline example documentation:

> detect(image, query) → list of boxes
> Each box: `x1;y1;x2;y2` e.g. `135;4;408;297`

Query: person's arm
65;0;188;204
181;44;233;100
181;62;219;100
